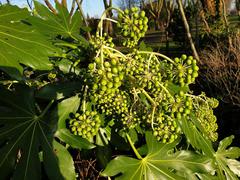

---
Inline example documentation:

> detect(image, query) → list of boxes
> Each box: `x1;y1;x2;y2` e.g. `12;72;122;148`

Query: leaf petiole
39;99;54;118
126;133;142;159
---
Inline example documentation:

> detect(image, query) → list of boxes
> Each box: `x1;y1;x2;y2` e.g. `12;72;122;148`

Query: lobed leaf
0;5;58;79
0;85;63;179
102;132;213;180
31;1;83;38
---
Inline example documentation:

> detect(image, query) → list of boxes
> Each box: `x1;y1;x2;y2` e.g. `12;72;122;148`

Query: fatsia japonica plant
0;1;239;180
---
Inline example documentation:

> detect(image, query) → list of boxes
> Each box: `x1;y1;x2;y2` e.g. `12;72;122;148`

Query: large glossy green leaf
31;1;83;38
0;85;63;180
56;95;80;129
102;132;213;180
181;116;240;179
0;5;58;79
214;136;240;180
52;140;76;180
179;117;215;157
54;95;95;149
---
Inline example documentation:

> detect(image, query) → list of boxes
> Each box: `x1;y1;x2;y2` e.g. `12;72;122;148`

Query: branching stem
138;51;176;64
141;88;156;106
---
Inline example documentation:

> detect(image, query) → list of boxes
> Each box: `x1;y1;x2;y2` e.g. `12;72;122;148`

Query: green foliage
0;5;59;79
102;132;214;180
52;140;76;180
0;2;239;180
214;136;240;179
0;85;63;179
55;95;95;149
30;1;84;38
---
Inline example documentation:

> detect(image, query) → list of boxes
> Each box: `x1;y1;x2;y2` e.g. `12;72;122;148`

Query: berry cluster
117;7;148;47
193;94;219;141
88;56;125;95
65;7;219;144
170;55;199;87
90;32;114;50
153;113;180;143
121;110;141;129
126;52;163;96
93;89;129;116
68;111;101;140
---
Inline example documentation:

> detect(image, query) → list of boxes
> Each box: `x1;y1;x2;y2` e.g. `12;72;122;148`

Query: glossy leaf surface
102;132;213;180
0;5;58;79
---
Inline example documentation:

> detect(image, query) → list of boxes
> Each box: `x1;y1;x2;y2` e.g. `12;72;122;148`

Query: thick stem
69;0;76;16
61;0;67;8
221;0;232;48
97;7;124;37
141;88;156;106
151;106;156;129
82;86;88;112
126;133;142;159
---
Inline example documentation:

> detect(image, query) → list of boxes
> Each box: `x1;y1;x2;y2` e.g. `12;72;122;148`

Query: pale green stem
138;51;176;64
140;88;157;129
103;45;126;58
82;86;88;112
151;106;156;130
97;7;124;37
141;88;157;108
156;82;172;97
100;46;104;69
126;133;142;159
103;17;118;23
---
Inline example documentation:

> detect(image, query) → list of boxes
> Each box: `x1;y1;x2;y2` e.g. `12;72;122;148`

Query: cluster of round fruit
90;32;114;50
94;89;129;116
153;113;181;143
171;92;193;120
170;55;199;87
121;110;141;129
88;56;125;96
194;95;219;141
68;111;101;140
117;7;148;47
126;52;163;97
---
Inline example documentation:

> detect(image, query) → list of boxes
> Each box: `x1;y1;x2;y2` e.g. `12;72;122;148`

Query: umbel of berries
117;7;148;48
68;111;101;140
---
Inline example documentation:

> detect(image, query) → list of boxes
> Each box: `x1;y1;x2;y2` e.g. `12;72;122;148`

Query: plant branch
141;88;156;106
177;0;200;62
126;133;142;159
44;0;57;14
76;0;91;40
61;0;67;8
138;51;175;64
70;0;76;17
